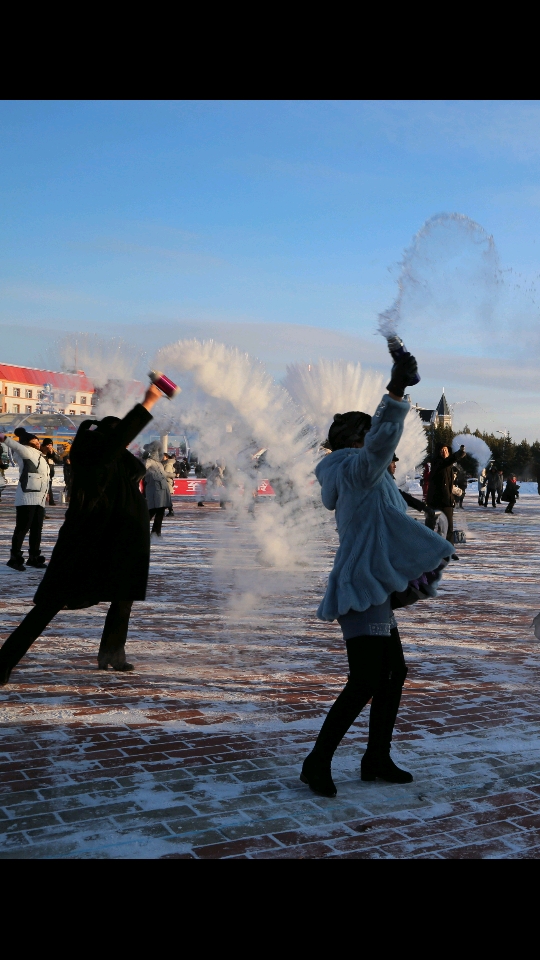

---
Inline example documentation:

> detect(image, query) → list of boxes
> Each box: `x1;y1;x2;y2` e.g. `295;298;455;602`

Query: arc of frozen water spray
155;339;321;571
377;212;498;339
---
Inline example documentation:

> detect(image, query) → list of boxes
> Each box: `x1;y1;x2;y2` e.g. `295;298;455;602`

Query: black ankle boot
7;555;25;572
300;751;337;798
0;665;12;685
361;752;413;784
97;650;134;671
26;555;47;569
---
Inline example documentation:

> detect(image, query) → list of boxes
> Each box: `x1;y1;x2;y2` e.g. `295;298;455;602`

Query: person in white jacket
3;428;49;571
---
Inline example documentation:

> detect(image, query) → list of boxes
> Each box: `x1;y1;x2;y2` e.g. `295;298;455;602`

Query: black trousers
485;489;496;507
313;628;407;761
505;498;516;513
149;507;165;535
441;506;454;543
0;600;133;674
11;505;45;559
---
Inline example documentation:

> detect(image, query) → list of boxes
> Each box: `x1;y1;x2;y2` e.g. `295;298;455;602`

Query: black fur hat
327;411;372;452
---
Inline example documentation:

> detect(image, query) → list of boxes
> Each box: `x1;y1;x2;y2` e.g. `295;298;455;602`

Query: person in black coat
502;476;520;514
426;442;466;542
0;385;163;684
40;438;63;506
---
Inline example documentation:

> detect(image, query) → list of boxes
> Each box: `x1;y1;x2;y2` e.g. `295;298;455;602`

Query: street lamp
496;430;509;474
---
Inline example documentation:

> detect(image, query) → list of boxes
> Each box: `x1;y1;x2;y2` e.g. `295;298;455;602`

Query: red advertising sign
256;479;275;496
174;478;206;496
172;478;275;498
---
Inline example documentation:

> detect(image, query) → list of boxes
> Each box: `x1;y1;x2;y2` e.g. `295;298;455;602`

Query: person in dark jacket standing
40;438;63;506
502;476;520;514
484;464;499;509
0;384;164;684
426;443;466;543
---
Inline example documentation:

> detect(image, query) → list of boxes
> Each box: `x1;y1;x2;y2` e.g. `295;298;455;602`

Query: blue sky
1;100;540;437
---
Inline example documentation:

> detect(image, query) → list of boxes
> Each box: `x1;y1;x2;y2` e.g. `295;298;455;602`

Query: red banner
172;478;275;497
174;478;206;496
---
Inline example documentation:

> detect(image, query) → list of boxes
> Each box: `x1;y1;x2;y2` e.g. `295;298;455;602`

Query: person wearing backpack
2;428;50;571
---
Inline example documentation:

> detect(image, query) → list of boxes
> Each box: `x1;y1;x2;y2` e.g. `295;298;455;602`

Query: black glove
387;353;419;397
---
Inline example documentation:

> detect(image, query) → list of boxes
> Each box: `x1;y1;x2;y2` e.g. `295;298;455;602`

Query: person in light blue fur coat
300;348;454;799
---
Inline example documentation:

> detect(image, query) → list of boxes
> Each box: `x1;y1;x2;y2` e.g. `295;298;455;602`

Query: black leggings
313;628;407;761
0;600;133;674
485;489;496;507
11;505;45;559
149;507;165;535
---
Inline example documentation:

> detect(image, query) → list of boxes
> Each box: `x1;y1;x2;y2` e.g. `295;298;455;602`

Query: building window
13;388;20;398
58;409;65;414
80;395;86;404
13;404;20;413
3;387;7;396
69;395;76;403
25;405;32;414
25;389;32;399
69;409;76;415
59;393;65;402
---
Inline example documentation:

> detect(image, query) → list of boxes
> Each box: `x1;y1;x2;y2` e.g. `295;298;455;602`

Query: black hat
327;411;372;452
14;427;39;444
392;453;399;462
41;437;53;445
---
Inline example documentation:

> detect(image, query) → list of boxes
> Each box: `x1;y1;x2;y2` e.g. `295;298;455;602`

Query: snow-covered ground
1;489;540;858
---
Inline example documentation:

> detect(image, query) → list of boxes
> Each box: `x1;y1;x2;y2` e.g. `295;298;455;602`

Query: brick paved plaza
1;488;540;859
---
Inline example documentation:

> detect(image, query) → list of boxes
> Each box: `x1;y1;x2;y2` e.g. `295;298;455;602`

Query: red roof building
0;364;95;417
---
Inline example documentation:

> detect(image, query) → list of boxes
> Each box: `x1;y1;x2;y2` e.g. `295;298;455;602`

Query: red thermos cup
148;370;181;399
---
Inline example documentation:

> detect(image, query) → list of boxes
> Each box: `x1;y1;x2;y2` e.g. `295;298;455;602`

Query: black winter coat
427;450;465;508
501;479;520;502
34;404;152;608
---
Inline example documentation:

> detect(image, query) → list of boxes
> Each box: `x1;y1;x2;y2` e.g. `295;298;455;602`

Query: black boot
97;651;134;671
7;552;25;572
361;751;413;783
300;750;337;798
0;665;12;685
26;555;47;569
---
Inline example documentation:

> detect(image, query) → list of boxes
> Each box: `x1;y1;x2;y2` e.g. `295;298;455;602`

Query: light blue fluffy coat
316;394;454;622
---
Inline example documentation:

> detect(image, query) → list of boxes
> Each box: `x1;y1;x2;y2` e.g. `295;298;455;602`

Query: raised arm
2;437;31;459
347;394;410;488
74;385;163;467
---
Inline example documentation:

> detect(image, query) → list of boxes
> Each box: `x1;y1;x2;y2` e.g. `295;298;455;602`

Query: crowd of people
0;354;534;800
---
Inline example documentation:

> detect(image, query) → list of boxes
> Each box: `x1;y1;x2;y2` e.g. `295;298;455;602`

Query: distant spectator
143;441;171;538
453;464;467;509
484;464;499;509
161;453;176;516
40;438;63;506
1;428;49;570
478;468;487;506
426;443;466;543
501;476;520;514
0;440;9;501
496;469;504;504
421;462;431;501
174;457;189;479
